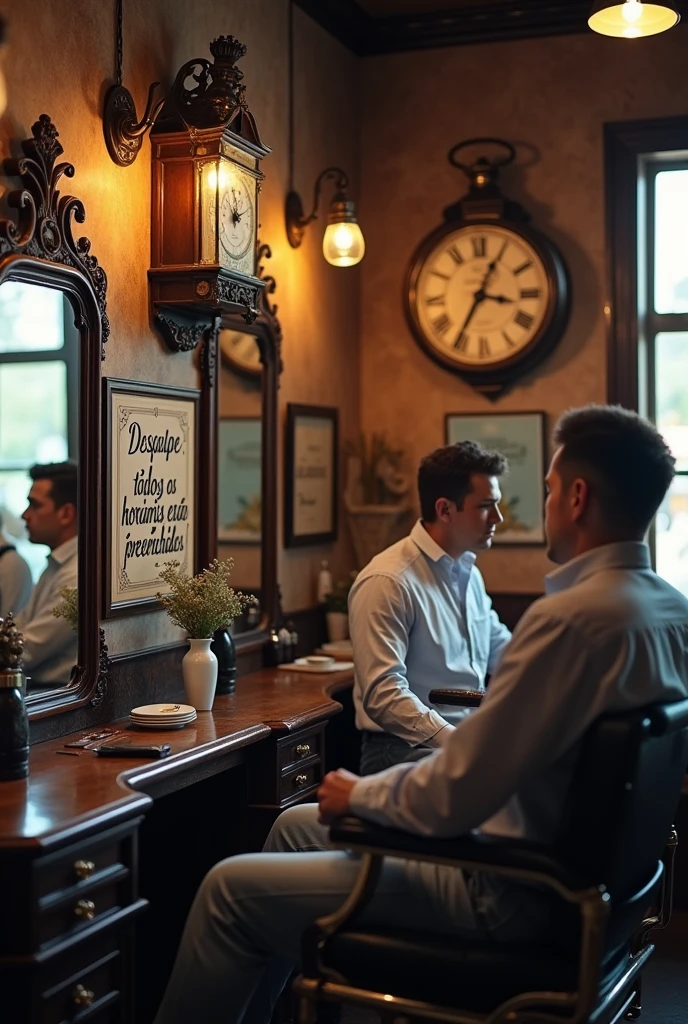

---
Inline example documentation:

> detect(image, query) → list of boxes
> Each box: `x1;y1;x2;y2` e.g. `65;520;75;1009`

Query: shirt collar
410;519;476;574
50;535;78;567
544;541;651;596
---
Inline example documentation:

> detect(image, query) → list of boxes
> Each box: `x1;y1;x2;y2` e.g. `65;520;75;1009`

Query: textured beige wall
0;0;360;654
359;30;688;593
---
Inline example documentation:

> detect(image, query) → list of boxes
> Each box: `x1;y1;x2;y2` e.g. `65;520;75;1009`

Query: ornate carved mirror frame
0;115;108;717
198;245;282;650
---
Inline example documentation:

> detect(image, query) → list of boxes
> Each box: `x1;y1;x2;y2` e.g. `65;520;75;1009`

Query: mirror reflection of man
0;509;32;618
16;462;78;688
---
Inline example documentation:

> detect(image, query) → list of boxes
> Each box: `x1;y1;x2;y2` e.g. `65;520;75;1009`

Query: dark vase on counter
0;670;29;781
211;626;237;694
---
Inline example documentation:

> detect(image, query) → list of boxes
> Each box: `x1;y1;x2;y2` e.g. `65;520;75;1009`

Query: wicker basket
345;502;409;569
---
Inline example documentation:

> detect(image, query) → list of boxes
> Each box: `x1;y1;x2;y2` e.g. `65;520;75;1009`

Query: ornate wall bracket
0;114;110;357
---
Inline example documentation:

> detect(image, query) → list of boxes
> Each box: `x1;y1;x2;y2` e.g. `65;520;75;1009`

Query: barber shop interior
2;1;688;1021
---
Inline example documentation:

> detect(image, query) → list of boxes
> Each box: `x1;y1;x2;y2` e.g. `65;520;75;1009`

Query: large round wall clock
405;139;570;397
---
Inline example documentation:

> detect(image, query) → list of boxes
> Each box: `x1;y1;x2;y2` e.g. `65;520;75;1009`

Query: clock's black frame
404;217;571;397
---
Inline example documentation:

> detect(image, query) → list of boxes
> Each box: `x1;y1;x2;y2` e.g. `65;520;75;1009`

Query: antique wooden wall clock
405;139;570;397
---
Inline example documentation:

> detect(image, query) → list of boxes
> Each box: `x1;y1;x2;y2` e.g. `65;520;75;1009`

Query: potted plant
344;432;412;567
324;573;357;643
156;559;254;710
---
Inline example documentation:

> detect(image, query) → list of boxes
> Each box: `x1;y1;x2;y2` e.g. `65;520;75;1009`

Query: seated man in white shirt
16;462;78;688
350;441;512;775
0;510;32;618
153;405;688;1024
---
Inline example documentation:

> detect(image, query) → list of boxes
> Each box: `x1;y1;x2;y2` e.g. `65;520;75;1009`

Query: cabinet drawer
277;727;323;772
38;872;131;948
35;824;136;902
40;937;122;1024
279;761;322;804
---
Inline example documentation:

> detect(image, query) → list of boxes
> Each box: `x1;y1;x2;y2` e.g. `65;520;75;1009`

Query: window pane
655;331;688;470
0;281;65;352
654;168;688;314
0;469;49;583
656;476;688;597
0;362;68;463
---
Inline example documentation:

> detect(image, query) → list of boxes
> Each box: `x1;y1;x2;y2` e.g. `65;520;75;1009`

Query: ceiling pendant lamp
588;0;680;38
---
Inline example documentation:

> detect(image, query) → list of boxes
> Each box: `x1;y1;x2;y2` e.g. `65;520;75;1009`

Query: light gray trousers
151;802;484;1024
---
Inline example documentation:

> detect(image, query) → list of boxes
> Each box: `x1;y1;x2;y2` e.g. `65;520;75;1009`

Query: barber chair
295;694;688;1024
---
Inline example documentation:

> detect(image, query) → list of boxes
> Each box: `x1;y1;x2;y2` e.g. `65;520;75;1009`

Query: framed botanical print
445;411;546;546
284;404;338;547
103;378;199;616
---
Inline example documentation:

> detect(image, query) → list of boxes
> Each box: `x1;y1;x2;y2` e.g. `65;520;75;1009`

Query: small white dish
305;655;335;667
131;703;196;717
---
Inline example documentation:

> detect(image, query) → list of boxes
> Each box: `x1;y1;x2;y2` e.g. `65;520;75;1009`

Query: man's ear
57;502;77;528
569;477;589;523
435;497;453;522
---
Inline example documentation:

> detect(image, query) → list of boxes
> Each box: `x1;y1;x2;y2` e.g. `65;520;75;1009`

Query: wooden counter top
0;665;354;851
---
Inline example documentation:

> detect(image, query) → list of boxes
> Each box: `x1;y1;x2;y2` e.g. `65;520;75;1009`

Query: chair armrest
330;815;594;897
428;688;483;708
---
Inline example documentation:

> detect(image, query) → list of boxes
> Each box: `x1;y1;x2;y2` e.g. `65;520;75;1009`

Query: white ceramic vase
325;611;349;643
182;638;218;711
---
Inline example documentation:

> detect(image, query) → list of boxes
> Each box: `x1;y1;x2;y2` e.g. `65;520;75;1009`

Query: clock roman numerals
425;295;445;306
432;313;452;336
454;331;469;352
520;288;541;300
447;245;464;265
478;336;490;359
513;260;533;276
514;310;535;330
472;236;487;258
502;330;516;348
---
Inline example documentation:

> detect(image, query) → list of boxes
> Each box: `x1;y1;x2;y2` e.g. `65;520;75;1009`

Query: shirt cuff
427;723;454;748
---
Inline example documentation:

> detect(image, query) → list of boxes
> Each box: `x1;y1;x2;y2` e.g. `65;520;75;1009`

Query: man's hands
317;767;360;825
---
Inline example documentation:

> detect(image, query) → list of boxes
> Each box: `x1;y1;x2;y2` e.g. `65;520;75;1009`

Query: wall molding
295;0;688;55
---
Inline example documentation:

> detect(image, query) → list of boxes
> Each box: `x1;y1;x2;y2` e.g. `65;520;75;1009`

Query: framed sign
445;412;546;546
104;378;199;616
285;404;338;547
218;417;262;544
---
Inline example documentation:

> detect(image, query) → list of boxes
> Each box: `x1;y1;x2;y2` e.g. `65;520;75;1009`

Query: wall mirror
0;115;107;716
198;247;281;646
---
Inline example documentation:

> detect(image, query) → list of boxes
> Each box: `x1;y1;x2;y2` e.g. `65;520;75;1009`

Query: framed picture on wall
445;411;546;546
284;404;338;547
103;378;200;617
218;417;262;544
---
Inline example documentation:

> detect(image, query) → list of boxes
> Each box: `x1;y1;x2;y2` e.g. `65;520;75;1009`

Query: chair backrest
554;699;688;900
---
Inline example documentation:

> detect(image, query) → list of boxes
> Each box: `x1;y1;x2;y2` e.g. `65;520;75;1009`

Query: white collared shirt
16;536;78;687
350;542;688;844
0;531;33;618
349;519;511;745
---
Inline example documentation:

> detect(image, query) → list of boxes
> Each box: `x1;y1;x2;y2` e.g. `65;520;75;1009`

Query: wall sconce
588;0;680;37
0;17;8;118
285;168;365;267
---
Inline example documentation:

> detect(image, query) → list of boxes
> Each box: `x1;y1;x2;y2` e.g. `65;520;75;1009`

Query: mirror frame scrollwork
0;114;108;717
198;244;282;649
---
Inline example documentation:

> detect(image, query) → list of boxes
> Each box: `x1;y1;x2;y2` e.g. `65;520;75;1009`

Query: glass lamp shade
322;220;365;268
588;0;680;37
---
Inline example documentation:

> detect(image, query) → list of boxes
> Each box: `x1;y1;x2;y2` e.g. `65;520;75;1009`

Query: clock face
219;167;255;262
408;222;560;373
219;328;262;377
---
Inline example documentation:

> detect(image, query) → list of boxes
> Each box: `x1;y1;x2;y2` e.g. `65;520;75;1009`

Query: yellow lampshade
323;220;365;268
588;0;680;37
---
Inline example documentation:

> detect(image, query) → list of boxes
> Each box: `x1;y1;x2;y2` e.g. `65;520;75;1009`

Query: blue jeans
359;730;434;775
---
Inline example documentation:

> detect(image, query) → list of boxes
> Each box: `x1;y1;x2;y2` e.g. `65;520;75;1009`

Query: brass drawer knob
74;899;96;921
295;743;311;758
74;859;95;880
72;984;95;1008
294;773;308;788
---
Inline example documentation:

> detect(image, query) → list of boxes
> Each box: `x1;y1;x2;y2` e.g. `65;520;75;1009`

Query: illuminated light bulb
588;0;680;37
622;0;643;21
322;220;365;267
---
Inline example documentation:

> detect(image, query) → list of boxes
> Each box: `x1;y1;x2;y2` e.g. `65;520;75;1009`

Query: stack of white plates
129;703;197;730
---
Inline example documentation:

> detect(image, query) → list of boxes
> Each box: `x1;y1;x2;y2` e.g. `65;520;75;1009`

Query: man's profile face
22;479;67;548
446;473;503;554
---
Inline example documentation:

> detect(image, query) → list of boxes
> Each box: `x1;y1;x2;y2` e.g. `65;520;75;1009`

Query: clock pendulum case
404;138;570;398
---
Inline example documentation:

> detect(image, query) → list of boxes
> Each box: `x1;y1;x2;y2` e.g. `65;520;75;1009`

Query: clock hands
453;242;508;348
482;293;514;304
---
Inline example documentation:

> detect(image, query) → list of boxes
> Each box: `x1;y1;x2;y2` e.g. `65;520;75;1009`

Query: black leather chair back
554;699;688;900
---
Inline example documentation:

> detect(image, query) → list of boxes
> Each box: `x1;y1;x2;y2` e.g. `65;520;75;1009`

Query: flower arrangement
0;613;24;671
52;587;79;631
324;572;357;614
156;559;255;639
344;432;409;506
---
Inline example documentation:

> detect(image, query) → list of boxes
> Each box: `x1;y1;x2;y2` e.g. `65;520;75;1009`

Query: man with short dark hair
152;406;688;1024
16;462;78;687
350;441;511;775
